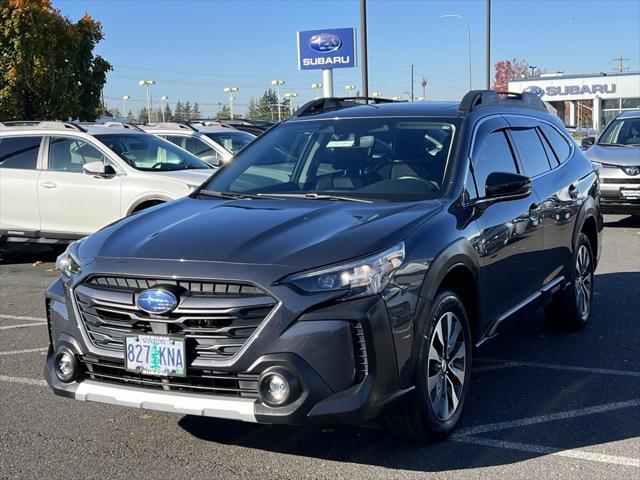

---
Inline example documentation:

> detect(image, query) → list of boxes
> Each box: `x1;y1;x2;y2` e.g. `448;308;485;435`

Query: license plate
124;335;186;377
620;188;640;199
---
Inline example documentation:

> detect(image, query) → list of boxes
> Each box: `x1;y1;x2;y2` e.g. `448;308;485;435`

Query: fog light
54;350;77;383
260;373;290;406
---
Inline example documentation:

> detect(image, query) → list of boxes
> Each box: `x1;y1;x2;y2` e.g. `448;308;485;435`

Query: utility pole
122;96;130;121
160;96;168;122
224;87;239;119
613;56;629;72
411;64;414;101
284;93;298;115
485;0;491;89
421;77;427;100
360;0;369;98
311;83;323;99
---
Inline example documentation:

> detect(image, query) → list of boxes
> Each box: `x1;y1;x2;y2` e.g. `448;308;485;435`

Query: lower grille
80;356;260;398
352;321;368;382
602;178;640;184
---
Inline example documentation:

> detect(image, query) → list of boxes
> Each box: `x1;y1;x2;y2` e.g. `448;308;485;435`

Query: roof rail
189;120;229;128
102;122;145;132
141;122;197;131
0;121;41;127
459;90;547;114
292;96;400;118
36;121;88;132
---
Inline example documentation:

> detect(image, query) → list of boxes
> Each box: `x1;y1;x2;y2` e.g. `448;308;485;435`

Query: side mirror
485;172;532;200
82;161;106;175
581;136;595;150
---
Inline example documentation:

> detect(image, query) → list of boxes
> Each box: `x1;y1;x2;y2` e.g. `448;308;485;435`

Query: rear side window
472;130;518;197
509;128;551;177
539;124;571;163
0;136;41;170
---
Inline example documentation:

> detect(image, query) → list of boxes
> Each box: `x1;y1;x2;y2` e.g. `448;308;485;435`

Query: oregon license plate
620;188;640;199
124;335;186;377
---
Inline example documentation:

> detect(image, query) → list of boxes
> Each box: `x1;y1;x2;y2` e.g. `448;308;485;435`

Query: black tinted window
509;128;551;177
540;124;571;163
473;130;517;197
0;136;41;170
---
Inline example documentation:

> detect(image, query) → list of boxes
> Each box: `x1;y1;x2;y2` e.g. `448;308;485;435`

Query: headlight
55;239;85;279
283;243;405;299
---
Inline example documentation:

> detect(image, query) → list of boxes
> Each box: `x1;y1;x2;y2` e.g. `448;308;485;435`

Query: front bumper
45;263;415;425
599;167;640;214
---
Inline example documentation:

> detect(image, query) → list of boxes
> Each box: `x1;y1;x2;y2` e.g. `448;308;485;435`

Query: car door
506;116;579;286
0;135;44;236
38;135;124;235
469;116;544;325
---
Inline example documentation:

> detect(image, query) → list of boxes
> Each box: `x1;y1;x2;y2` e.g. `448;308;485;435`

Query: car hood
82;196;442;269
146;169;214;185
584;144;640;166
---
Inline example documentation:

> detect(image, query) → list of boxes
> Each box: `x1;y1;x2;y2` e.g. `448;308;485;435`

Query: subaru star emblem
137;288;178;315
624;166;640;176
524;85;545;97
309;33;342;53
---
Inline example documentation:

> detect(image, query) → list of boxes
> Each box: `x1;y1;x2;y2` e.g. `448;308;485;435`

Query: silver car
583;110;640;214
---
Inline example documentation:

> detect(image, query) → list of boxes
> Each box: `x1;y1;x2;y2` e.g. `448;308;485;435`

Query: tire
387;290;472;442
545;232;594;330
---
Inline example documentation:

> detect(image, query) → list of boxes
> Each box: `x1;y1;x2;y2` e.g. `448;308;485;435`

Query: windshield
598;116;640;146
96;133;211;171
204;131;256;155
201;117;458;201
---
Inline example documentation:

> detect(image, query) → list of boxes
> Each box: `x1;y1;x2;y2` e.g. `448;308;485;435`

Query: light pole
160;96;168;122
371;92;382;97
528;65;537;77
224;87;239;119
441;14;472;91
417;96;425;102
345;84;356;97
311;83;323;99
421;77;427;100
271;80;285;121
284;93;298;115
122;96;130;120
392;96;402;101
138;80;155;123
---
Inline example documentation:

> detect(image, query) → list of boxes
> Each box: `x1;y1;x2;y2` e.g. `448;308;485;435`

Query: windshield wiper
256;192;373;203
198;190;265;200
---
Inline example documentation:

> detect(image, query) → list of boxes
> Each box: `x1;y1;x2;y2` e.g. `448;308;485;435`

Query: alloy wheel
575;244;593;321
427;311;466;421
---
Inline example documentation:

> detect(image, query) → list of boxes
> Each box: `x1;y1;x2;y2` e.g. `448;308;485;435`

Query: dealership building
508;71;640;132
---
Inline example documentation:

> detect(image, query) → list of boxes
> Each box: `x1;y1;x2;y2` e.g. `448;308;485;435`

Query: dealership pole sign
296;28;356;71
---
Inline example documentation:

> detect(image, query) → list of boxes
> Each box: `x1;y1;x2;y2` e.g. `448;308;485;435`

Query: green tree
217;105;231;119
184;101;192;120
247;89;290;121
0;0;112;120
191;102;201;119
174;101;184;121
138;107;150;124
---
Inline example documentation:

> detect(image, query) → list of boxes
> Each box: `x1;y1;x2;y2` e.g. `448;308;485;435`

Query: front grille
352;321;368;382
602;178;640;184
79;356;259;398
74;275;277;361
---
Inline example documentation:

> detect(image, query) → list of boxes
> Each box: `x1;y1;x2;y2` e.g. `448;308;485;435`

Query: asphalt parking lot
0;215;638;480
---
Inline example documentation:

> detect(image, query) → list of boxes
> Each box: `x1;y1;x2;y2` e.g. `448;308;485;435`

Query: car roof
288;101;461;121
0;121;147;136
618;109;640;119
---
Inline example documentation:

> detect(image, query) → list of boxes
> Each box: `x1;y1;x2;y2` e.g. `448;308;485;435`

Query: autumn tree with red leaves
493;58;544;91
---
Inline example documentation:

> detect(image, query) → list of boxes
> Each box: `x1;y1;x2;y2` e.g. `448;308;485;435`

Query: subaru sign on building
297;28;356;70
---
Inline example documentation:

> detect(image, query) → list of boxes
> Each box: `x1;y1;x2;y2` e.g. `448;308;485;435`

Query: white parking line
454;399;640;437
0;375;47;386
473;362;522;373
0;322;46;330
0;347;47;356
0;314;46;322
476;357;640;378
456;436;640;468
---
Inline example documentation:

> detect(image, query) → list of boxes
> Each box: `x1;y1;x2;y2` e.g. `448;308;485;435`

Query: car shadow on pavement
179;271;640;472
0;243;64;265
603;214;640;228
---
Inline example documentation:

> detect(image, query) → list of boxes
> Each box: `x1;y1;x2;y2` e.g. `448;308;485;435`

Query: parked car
0;121;212;243
141;122;255;166
583;110;640;214
216;119;277;136
45;91;602;441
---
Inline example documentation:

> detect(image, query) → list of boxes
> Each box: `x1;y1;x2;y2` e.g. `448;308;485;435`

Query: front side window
95;133;210;171
509;128;551;178
202;118;458;201
599;117;640;146
204;131;255;155
48;137;107;172
472;130;518;197
0;136;41;170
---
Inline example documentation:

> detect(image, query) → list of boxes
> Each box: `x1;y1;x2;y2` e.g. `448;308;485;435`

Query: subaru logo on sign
309;33;342;53
524;85;545;97
137;289;178;315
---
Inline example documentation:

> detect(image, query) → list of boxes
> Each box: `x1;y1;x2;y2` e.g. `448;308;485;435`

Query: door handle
40;181;57;189
529;202;542;222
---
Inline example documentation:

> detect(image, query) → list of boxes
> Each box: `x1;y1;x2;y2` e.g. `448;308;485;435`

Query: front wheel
545;233;594;330
387;290;472;442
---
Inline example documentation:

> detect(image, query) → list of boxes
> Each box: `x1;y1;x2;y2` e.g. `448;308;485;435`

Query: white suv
0;121;213;243
141;122;256;166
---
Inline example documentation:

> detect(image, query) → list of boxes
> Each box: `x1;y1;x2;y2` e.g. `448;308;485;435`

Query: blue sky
54;0;640;117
